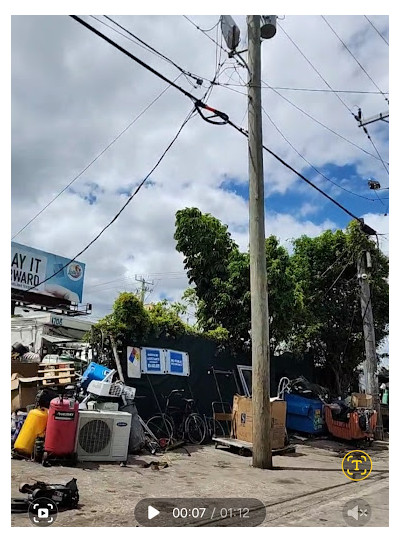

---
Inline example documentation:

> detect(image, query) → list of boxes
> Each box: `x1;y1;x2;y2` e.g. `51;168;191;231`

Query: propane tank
14;407;48;456
44;397;79;456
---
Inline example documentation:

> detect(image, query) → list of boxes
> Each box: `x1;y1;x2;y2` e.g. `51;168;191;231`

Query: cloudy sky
10;12;389;324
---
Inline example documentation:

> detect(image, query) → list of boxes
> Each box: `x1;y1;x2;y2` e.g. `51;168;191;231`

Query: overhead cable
364;15;389;46
261;80;388;164
321;16;388;104
23;105;195;294
261;105;386;203
278;23;354;116
182;15;229;54
70;15;377;233
11;75;181;240
100;15;207;88
223;83;389;95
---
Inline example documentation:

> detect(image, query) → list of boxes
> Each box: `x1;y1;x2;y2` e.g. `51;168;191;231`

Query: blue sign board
169;351;184;374
143;348;164;374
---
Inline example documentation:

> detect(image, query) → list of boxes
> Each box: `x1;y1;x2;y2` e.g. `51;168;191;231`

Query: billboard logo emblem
67;263;83;281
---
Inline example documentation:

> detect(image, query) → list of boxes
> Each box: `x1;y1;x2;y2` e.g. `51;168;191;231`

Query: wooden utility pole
135;275;154;303
357;250;383;439
247;15;272;469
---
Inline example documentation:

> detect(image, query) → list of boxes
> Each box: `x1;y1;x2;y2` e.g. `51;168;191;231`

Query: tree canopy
174;208;389;393
174;207;296;353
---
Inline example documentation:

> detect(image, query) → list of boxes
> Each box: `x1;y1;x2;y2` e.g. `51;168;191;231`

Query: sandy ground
11;438;388;528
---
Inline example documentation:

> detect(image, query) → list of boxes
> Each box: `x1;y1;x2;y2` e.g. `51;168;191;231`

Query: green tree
288;221;389;395
88;292;151;363
174;207;296;353
146;300;189;338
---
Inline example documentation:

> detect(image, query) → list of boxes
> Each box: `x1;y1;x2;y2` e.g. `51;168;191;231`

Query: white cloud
10;14;390;320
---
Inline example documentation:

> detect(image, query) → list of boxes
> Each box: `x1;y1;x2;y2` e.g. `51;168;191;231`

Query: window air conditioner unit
75;410;132;462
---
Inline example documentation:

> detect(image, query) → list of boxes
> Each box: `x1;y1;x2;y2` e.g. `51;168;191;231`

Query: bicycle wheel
146;415;174;448
185;413;207;445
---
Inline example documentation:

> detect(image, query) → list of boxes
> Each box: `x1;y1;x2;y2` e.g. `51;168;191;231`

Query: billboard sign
11;242;85;303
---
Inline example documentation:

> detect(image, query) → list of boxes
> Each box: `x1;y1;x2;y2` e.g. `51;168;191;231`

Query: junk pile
277;376;378;443
11;359;145;467
11;478;79;514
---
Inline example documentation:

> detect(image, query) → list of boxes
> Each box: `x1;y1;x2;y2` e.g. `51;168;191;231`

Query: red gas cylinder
44;397;79;456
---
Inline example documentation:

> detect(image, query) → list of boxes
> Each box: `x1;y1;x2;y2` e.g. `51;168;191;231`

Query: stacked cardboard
231;395;287;449
351;393;373;408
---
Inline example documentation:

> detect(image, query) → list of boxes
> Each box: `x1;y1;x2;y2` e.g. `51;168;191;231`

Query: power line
11;74;181;240
71;16;198;102
321;16;388;104
193;17;221;33
226;118;368;227
261;105;385;203
261;80;388;164
221;82;389;95
364;16;389;46
363;126;389;177
323;257;354;298
264;86;388;95
182;15;229;54
70;15;377;233
278;23;354;116
23;106;195;295
100;15;207;88
86;271;187;292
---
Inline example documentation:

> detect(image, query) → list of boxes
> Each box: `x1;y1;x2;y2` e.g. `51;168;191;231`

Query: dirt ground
11;438;389;528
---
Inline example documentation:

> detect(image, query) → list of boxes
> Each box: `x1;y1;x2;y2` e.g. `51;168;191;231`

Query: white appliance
75;410;132;462
87;401;119;411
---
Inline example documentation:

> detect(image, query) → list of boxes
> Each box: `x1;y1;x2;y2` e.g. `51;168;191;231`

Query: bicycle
138;415;170;454
146;389;207;445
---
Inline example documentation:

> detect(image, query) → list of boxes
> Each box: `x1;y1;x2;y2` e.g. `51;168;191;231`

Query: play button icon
148;505;160;520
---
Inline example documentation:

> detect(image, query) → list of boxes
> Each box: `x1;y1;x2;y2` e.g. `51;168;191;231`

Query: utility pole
135;275;154;304
357;250;383;439
247;15;272;469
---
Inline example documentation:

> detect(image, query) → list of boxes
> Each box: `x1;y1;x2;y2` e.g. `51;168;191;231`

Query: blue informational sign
169;351;184;374
11;242;85;303
140;347;189;376
142;348;165;374
166;349;190;376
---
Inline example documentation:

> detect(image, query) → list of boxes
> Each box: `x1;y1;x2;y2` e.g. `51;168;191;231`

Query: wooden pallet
41;377;75;387
38;362;76;386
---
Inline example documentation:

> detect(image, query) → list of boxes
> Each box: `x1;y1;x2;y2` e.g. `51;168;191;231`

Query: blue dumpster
284;392;325;434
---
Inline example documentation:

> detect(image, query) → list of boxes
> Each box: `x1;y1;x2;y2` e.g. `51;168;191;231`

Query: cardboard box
11;361;39;377
11;372;40;411
11;362;40;411
232;395;287;449
351;393;373;408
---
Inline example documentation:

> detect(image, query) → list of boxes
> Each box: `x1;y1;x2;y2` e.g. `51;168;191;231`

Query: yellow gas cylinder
14;407;48;456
